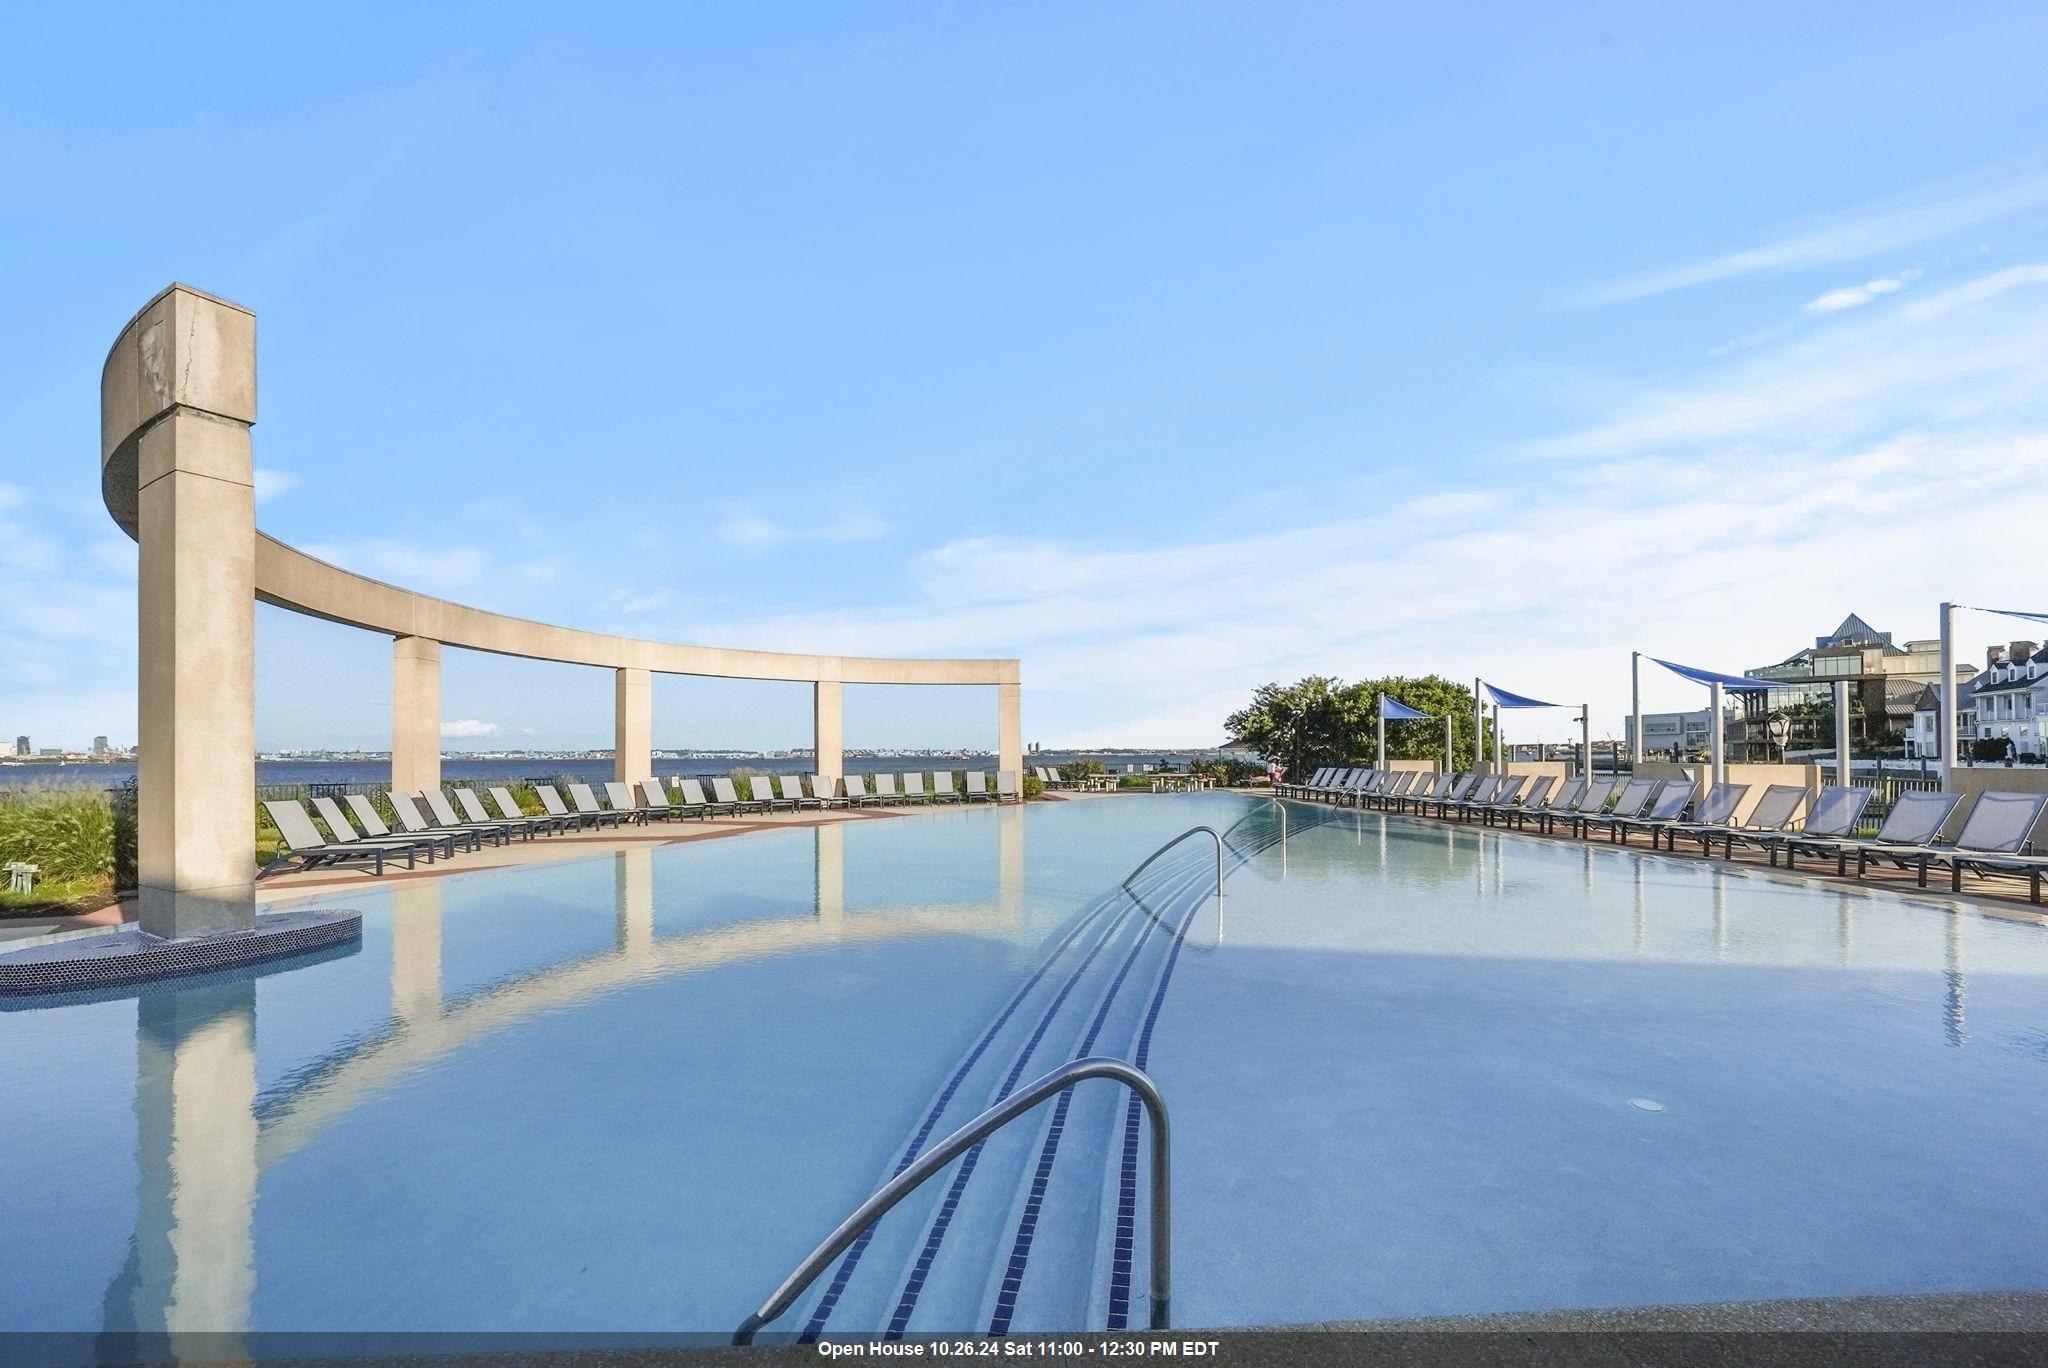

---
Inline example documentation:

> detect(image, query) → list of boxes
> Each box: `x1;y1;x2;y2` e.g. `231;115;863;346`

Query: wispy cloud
1903;262;2048;320
1801;269;1919;314
253;468;301;503
441;719;500;739
1598;171;2048;303
716;508;888;548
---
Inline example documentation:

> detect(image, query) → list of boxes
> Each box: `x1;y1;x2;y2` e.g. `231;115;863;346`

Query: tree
1225;674;1492;776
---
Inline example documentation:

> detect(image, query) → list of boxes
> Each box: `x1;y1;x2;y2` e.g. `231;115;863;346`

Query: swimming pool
6;793;2048;1352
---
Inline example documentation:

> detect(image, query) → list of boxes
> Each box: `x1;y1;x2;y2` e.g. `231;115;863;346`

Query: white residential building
1965;640;2048;758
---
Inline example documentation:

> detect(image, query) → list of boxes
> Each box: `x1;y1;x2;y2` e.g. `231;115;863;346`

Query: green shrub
1057;760;1106;781
0;786;117;886
1023;774;1046;800
1117;775;1151;789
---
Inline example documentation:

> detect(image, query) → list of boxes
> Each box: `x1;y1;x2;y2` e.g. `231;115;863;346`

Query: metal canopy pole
1709;681;1726;788
1631;651;1643;768
1579;704;1592;779
1939;601;1958;791
1442;714;1453;773
1832;679;1851;786
1376;695;1387;772
1474;680;1485;772
1492;703;1503;771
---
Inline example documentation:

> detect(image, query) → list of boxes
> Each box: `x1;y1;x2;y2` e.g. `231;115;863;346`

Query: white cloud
1599;171;2048;302
441;719;500;738
1801;269;1919;314
716;508;889;548
253;468;301;503
1903;262;2048;320
0;484;22;512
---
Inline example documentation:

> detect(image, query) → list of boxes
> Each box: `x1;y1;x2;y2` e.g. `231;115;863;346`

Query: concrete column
998;680;1024;781
1710;681;1727;788
103;286;258;940
814;680;844;779
614;667;651;783
1473;680;1485;772
1630;651;1643;767
1375;699;1387;771
1491;704;1503;771
1939;601;1958;790
391;636;442;795
1832;679;1852;785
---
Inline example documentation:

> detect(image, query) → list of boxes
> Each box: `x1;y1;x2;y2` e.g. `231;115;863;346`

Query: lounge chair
386;791;487;850
487;786;573;835
314;794;447;864
1783;789;1959;876
870;773;903;805
1340;771;1384;807
1281;767;1328;799
637;778;700;821
712;776;772;815
930;772;962;803
748;777;797;813
1470;775;1533;824
776;775;822;811
1747;785;1870;866
600;780;670;822
568;783;642;827
1510;777;1581;831
1374;772;1421;808
343;793;463;859
997;770;1022;803
1424;774;1479;818
964;771;995;804
1307;768;1351;801
1866;790;2048;898
455;785;548;839
1541;778;1616;836
1481;774;1552;826
535;784;600;829
900;773;932;805
423;788;530;842
1445;775;1506;820
1574;778;1662;841
1402;773;1457;813
809;774;847;809
1614;781;1706;847
841;774;879;807
1668;783;1807;857
262;799;420;877
679;777;735;817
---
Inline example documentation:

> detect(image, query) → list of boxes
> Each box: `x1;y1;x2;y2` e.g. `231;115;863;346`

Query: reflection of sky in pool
5;795;2047;1349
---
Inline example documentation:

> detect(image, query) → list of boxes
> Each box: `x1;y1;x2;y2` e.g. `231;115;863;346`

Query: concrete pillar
103;286;258;940
1491;703;1503;771
614;667;651;783
1473;680;1485;772
1710;681;1727;788
998;679;1023;781
125;980;258;1336
1832;679;1852;785
814;680;844;780
391;636;442;795
1630;651;1643;767
1375;698;1387;771
1939;601;1958;790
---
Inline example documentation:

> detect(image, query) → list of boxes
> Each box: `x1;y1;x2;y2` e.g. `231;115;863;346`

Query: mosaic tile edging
0;908;361;996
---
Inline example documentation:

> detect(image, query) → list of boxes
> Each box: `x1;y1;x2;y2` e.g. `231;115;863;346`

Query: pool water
5;794;2048;1351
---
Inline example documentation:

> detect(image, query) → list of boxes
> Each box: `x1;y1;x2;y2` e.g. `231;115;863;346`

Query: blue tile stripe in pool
879;856;1215;1337
981;850;1236;1335
798;892;1123;1341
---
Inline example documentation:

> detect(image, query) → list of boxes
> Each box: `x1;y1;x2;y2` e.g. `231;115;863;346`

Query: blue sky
5;3;2048;754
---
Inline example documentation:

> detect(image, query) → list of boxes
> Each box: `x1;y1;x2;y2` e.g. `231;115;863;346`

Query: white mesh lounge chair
1467;775;1531;824
1482;774;1553;826
776;775;822;811
1542;778;1616;836
1575;778;1662;840
1424;774;1479;818
1279;767;1325;798
342;793;462;859
534;784;598;829
930;772;962;803
313;794;448;865
749;777;797;813
456;785;548;839
1616;780;1711;847
679;777;734;817
1403;772;1456;813
1446;775;1506;820
1784;789;1958;876
1868;790;2048;898
262;799;420;877
1671;783;1807;857
964;771;994;803
711;776;772;815
808;774;846;809
997;770;1021;803
1754;785;1870;866
388;790;486;850
569;783;641;827
488;786;571;835
900;773;931;805
1509;777;1580;831
841;774;879;807
634;778;695;821
424;788;528;843
600;781;665;823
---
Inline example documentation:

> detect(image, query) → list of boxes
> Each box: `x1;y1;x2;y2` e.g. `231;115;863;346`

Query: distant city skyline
6;6;2048;751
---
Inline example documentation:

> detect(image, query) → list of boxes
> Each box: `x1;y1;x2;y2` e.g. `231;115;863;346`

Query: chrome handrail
733;1057;1170;1343
1121;825;1225;910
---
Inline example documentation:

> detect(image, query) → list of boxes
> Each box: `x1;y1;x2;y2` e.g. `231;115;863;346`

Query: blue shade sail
1648;657;1773;693
1482;682;1562;709
1379;696;1432;721
1981;607;2048;628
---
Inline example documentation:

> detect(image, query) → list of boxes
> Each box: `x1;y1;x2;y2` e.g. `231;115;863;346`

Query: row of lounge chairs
1279;766;2048;903
261;772;1025;879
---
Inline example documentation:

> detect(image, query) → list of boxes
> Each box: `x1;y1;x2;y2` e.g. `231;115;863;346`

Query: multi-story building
1624;707;1727;759
1905;683;1978;760
1731;613;1977;760
1958;641;2048;759
91;735;109;757
13;736;27;757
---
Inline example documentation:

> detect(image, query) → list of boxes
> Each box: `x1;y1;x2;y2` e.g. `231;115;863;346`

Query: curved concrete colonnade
101;284;1022;938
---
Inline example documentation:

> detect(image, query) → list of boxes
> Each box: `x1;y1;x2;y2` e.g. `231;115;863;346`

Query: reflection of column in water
998;804;1024;927
1581;843;1594;894
616;846;654;961
1492;834;1504;898
390;880;443;1027
1836;896;1855;965
1712;870;1729;960
1632;859;1647;957
110;980;258;1340
816;820;846;933
1944;912;1968;1048
1374;815;1385;873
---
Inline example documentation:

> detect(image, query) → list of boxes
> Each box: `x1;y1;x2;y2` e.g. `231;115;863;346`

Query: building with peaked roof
1906;683;1976;761
1958;639;2048;760
1730;613;1977;760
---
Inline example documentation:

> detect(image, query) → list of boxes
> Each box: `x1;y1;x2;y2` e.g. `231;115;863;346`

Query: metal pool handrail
732;1056;1171;1343
1122;825;1225;909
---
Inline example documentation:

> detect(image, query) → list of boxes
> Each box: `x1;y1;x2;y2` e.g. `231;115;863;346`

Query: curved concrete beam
102;286;1015;690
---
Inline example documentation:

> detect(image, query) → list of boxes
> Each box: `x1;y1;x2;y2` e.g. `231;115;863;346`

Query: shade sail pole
1492;703;1503;771
1939;601;1958;791
1579;704;1591;780
1709;681;1725;787
1833;679;1851;785
1376;695;1387;772
1630;651;1643;768
1474;680;1484;772
1442;714;1453;773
